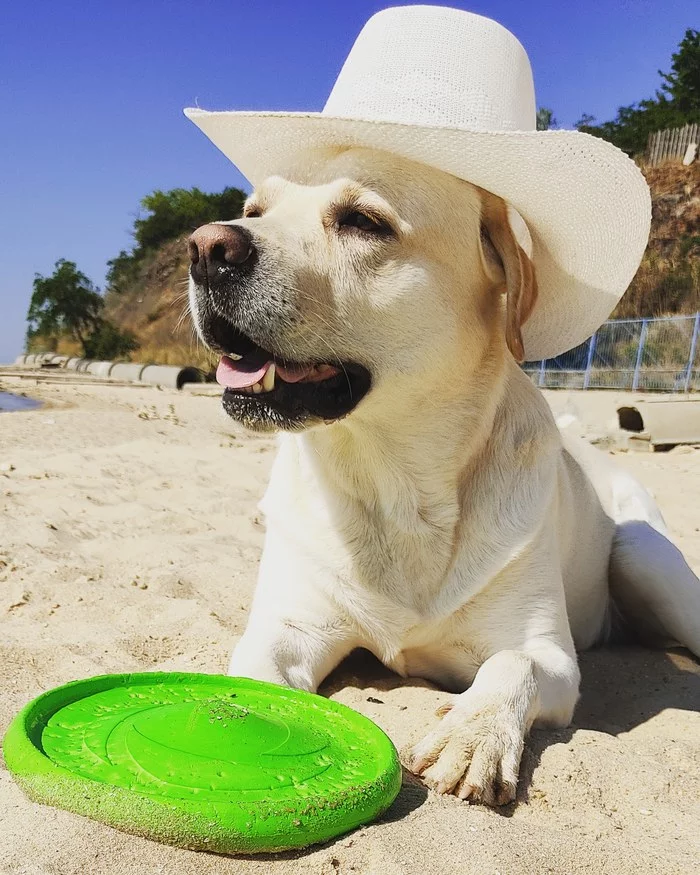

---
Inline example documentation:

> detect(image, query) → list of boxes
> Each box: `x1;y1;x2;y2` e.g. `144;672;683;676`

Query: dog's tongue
216;355;316;388
216;355;269;389
275;363;314;383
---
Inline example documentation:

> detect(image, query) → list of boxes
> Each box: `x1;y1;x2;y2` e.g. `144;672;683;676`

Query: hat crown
323;6;536;132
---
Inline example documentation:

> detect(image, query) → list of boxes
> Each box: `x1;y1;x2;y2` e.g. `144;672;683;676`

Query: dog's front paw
405;699;525;806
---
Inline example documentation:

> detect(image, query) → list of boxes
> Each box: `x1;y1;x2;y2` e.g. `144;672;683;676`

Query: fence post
684;312;700;393
538;358;546;387
632;319;649;391
583;332;597;389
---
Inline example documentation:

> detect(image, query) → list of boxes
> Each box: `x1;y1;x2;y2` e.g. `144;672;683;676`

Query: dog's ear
479;193;538;362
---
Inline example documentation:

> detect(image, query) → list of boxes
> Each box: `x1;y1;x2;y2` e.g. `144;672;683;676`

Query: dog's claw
405;700;524;808
409;756;430;776
457;782;478;802
495;782;517;806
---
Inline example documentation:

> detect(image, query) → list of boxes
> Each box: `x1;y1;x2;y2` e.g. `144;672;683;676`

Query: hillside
104;164;699;367
104;236;207;368
613;162;700;318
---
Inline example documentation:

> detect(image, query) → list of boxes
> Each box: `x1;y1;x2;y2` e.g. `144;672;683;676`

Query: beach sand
1;375;698;875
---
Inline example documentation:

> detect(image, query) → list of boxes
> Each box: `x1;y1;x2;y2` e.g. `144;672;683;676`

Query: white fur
193;149;700;806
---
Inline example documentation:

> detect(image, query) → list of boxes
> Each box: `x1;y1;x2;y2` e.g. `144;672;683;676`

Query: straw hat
184;5;651;360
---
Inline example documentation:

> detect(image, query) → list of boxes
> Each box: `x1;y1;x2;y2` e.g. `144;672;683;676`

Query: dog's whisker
173;301;194;336
301;327;353;399
284;292;354;398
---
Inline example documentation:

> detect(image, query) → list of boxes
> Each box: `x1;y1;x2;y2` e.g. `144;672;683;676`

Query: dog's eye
338;210;391;236
244;207;262;219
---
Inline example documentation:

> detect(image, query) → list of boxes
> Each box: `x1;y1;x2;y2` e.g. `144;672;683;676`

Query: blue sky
0;0;695;362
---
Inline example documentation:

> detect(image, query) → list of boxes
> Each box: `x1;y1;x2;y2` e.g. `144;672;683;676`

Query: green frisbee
3;672;402;854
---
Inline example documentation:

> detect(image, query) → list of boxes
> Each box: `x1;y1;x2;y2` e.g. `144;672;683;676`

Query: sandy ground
0;374;698;875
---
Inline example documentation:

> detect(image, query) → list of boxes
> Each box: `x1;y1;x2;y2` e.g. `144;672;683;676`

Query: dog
188;147;700;806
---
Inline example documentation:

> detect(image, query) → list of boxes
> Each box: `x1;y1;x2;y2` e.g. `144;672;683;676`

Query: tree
134;186;246;252
27;259;138;359
106;186;247;295
576;99;688;155
83;320;138;359
105;249;141;295
576;29;700;155
27;260;103;352
536;107;557;131
659;29;700;114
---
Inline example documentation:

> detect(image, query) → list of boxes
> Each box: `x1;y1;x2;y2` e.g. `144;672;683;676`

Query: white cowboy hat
184;5;650;360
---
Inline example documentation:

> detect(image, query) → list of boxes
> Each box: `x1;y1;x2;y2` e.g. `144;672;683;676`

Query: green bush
106;186;246;294
575;29;700;155
83;320;139;360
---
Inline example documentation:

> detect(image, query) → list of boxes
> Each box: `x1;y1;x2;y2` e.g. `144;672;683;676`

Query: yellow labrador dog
188;148;700;806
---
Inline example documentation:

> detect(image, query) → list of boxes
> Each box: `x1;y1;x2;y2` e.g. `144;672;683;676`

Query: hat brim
184;109;650;360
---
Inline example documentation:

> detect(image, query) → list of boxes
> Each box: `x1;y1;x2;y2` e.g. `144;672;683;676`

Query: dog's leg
610;520;700;656
228;613;358;692
406;537;580;806
228;528;359;692
406;639;579;805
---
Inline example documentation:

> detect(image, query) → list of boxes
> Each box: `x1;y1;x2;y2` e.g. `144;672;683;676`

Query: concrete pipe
24;354;38;367
35;354;68;369
14;355;28;366
139;364;203;389
86;361;114;378
65;358;83;370
108;362;148;383
618;397;700;449
76;360;94;373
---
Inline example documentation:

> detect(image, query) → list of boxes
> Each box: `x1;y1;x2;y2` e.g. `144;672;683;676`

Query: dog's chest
314;511;459;659
267;456;458;628
263;437;512;658
340;503;453;605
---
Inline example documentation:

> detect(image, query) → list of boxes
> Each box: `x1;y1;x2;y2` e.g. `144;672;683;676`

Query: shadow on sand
232;645;699;859
325;645;700;817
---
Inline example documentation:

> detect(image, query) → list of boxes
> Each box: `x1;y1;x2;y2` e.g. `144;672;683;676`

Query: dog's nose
188;224;255;283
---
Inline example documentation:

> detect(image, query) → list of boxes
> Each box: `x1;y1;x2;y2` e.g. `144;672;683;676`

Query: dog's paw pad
405;706;523;807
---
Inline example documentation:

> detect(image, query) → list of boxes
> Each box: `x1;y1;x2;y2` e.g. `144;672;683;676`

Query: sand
0;374;698;875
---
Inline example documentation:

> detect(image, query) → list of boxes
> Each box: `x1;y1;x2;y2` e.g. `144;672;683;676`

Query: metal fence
524;313;700;392
646;123;699;166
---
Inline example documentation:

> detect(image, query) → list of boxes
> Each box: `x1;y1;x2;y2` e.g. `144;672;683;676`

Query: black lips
221;362;372;433
194;302;371;432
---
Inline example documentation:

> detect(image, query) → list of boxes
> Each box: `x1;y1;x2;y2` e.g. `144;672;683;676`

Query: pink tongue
216;355;269;389
216;356;338;388
276;363;314;383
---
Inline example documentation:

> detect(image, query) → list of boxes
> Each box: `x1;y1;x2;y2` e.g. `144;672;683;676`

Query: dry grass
614;162;700;318
103;236;216;371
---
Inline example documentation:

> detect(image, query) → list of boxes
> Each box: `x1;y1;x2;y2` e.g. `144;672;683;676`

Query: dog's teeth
252;381;263;394
227;353;242;361
262;364;276;393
